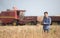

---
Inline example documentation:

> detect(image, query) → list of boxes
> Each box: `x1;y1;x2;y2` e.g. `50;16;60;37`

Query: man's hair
44;11;48;14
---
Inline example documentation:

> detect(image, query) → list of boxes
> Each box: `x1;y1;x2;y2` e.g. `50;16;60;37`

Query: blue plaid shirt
43;17;51;29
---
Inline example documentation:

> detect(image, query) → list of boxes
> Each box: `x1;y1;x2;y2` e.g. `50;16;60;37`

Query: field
0;24;60;38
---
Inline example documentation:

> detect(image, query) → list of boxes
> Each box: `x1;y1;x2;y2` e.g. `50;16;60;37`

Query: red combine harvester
0;10;37;25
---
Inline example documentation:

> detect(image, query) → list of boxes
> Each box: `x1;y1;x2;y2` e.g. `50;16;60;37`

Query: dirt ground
0;24;60;38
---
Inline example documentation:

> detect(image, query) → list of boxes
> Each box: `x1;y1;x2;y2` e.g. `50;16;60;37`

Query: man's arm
42;18;48;24
48;17;51;24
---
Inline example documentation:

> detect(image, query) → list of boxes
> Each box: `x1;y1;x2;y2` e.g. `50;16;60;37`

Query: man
42;12;51;33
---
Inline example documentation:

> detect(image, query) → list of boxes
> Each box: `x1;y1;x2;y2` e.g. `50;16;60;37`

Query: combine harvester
0;10;37;25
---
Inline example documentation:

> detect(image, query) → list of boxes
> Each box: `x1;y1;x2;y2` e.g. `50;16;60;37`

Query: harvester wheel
31;21;37;25
0;21;2;25
12;20;17;26
13;22;16;26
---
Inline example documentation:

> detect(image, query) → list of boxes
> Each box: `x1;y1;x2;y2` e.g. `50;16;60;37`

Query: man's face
44;13;48;18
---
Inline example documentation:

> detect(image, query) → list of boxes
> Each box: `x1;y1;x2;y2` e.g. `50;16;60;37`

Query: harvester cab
16;10;25;20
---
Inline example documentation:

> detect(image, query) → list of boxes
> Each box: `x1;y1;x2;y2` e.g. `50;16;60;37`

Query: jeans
43;29;49;33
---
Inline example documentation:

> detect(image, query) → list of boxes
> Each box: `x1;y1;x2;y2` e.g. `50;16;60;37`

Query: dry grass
0;25;60;38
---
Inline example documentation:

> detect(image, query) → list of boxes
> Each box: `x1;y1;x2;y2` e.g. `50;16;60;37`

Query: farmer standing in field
42;12;51;33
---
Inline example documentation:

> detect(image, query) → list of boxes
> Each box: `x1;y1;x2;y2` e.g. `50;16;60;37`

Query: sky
0;0;60;16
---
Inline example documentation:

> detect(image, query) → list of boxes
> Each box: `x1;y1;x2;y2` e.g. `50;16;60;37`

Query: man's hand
43;22;48;24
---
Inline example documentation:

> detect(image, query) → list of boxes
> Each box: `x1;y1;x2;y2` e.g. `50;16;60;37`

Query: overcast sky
0;0;60;16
